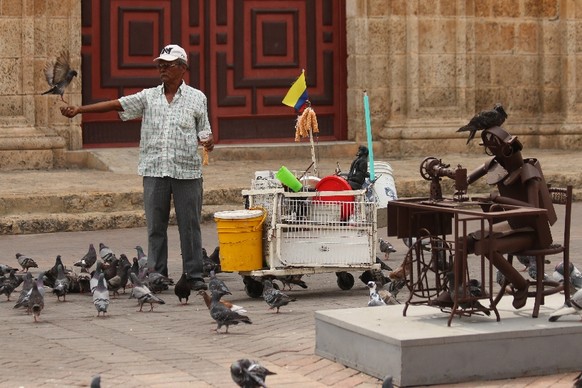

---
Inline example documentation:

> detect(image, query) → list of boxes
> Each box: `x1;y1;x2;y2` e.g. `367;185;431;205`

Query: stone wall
346;0;582;156
1;1;582;170
0;0;81;169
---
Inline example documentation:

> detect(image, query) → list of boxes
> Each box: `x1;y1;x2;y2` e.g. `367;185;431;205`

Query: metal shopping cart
230;187;379;297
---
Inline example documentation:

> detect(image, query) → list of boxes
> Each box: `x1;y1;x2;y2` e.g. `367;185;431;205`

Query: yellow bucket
214;209;266;271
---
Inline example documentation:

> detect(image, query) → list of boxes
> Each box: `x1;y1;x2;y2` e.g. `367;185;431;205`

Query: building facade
1;0;581;170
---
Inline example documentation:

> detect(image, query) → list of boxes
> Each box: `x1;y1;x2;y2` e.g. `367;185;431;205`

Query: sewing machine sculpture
388;158;549;325
420;156;468;202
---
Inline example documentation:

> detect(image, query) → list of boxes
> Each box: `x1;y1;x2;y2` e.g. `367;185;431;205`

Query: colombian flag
282;70;308;111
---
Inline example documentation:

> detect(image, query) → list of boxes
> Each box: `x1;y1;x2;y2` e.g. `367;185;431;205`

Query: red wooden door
80;0;346;147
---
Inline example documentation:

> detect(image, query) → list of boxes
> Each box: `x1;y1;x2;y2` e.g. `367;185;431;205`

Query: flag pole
363;91;375;181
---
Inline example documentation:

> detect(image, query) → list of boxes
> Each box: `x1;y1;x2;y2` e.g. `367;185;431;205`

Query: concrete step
0;204;242;234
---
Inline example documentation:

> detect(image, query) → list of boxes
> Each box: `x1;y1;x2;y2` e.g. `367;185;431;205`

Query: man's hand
199;135;214;152
60;106;80;118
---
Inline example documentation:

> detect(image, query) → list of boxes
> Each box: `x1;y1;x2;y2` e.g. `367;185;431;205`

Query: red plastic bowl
314;176;355;220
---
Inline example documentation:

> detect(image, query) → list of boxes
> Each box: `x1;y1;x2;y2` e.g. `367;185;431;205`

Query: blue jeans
143;176;203;279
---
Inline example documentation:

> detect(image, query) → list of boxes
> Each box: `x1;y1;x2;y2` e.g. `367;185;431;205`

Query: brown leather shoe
512;286;528;309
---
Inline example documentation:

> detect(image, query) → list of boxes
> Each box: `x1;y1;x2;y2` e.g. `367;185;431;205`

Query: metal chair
494;185;573;318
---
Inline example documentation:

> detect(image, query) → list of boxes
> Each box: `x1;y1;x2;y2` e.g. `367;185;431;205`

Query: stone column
0;0;81;170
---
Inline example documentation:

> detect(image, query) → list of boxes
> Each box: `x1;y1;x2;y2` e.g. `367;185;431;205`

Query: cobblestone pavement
1;214;581;387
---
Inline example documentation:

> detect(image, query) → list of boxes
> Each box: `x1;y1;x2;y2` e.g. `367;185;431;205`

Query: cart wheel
243;276;264;298
336;272;355;290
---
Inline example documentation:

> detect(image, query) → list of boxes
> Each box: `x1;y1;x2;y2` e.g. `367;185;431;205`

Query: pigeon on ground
368;291;386;307
15;253;38;272
378;282;400;305
359;268;389;286
13;272;34;310
382;375;394;388
0;269;20;301
366;281;387;307
90;375;101;388
526;257;550;282
446;272;490;316
552;261;582;290
52;264;70;302
129;273;165;312
98;242;116;263
174;273;192;305
275;275;307;290
262;279;296;313
209;270;231;295
90;261;106;293
386;278;406;298
146;271;174;293
107;259;131;297
74;243;97;271
28;278;45;322
42;49;78;103
202;246;221;276
548;288;582;322
379;238;397;264
457;103;508;144
198;290;247;314
43;255;66;288
209;289;252;333
230;358;276;387
135;246;148;270
0;264;17;276
93;273;110;317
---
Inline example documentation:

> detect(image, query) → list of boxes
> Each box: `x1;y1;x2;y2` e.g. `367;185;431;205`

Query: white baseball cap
154;44;188;62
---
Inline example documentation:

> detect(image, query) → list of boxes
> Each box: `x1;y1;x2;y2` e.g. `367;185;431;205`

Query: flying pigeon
15;253;38;272
74;243;97;271
174;273;191;304
198;290;247;314
129;273;165;312
262;279;296;313
230;358;276;387
457;103;508;144
548;288;582;322
28;277;45;322
574;371;582;388
93;273;110;317
42;49;78;103
52;264;70;302
209;289;252;333
275;275;307;290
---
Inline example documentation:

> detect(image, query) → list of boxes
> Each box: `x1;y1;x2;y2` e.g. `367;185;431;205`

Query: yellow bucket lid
214;209;263;220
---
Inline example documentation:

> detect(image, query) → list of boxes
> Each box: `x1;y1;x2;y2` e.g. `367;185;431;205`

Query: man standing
60;44;213;290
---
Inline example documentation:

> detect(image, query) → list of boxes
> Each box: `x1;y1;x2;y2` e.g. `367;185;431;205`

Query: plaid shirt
118;81;211;179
